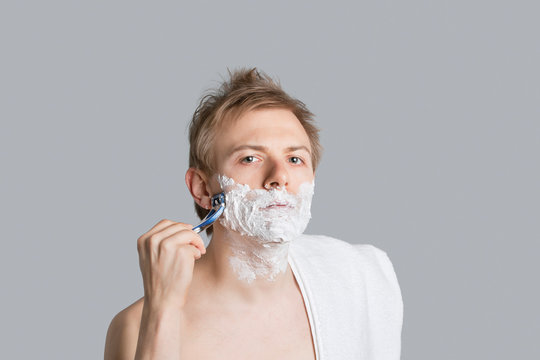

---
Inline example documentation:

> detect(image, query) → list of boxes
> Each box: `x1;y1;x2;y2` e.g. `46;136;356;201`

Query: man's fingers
159;230;206;255
156;238;203;266
189;235;206;255
153;222;197;244
146;219;193;238
189;244;202;260
150;218;176;232
137;219;194;250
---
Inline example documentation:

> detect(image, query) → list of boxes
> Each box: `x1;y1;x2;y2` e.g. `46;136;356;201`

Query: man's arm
105;219;205;359
104;299;187;360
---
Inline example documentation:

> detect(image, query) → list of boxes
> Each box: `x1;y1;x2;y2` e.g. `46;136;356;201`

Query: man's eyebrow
285;145;311;154
227;144;312;156
228;145;268;156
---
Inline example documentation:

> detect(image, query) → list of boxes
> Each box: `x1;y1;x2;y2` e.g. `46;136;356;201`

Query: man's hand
137;219;206;309
105;219;207;360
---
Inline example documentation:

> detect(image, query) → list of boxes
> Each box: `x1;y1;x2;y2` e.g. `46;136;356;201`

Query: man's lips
262;202;292;209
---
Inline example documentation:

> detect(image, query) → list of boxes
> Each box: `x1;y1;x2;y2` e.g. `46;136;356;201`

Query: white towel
289;234;403;360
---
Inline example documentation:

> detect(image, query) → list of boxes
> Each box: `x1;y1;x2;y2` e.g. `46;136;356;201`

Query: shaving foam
216;175;314;283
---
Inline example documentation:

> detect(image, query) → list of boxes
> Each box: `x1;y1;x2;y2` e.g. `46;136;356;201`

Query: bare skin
105;109;317;359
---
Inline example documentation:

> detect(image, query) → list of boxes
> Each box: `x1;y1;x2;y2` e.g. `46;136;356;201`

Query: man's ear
185;168;212;210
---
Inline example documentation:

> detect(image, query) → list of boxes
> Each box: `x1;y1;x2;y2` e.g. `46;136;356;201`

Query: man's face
209;108;315;194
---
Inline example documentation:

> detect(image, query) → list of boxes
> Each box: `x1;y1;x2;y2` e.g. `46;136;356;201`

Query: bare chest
180;296;316;360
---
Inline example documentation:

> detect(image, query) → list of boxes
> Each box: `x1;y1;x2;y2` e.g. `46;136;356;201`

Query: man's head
186;68;322;224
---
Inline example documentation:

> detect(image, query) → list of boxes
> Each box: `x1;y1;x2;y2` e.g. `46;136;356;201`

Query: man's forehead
211;108;312;166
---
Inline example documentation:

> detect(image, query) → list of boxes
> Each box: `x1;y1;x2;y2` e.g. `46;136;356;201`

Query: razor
192;192;226;234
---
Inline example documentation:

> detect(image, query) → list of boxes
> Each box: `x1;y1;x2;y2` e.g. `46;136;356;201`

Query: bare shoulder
104;297;144;360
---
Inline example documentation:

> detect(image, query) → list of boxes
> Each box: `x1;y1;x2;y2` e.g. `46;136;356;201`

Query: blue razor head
192;192;226;234
211;192;226;208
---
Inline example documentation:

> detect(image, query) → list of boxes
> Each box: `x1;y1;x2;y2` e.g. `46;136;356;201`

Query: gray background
1;1;538;359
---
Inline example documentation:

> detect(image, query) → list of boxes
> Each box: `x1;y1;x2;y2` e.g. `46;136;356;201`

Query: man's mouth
263;202;292;210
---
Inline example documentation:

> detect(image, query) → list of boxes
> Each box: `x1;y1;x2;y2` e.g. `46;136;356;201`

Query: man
105;68;403;359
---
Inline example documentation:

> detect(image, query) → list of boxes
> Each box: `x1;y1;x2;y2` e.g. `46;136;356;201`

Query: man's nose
264;160;289;190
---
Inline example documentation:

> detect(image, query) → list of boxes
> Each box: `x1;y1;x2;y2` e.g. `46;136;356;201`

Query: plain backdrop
1;1;538;359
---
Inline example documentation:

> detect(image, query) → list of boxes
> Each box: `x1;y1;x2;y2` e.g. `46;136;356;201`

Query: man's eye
289;156;303;165
242;156;257;163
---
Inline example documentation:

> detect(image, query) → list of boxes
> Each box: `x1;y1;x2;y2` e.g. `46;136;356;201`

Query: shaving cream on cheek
217;175;314;243
216;175;314;283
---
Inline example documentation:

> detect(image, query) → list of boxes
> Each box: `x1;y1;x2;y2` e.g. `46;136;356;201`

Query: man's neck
193;225;294;303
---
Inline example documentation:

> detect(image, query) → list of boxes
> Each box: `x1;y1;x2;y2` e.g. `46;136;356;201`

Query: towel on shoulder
289;234;403;360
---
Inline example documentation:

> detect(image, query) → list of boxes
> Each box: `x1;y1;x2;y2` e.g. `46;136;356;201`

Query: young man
105;69;403;360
